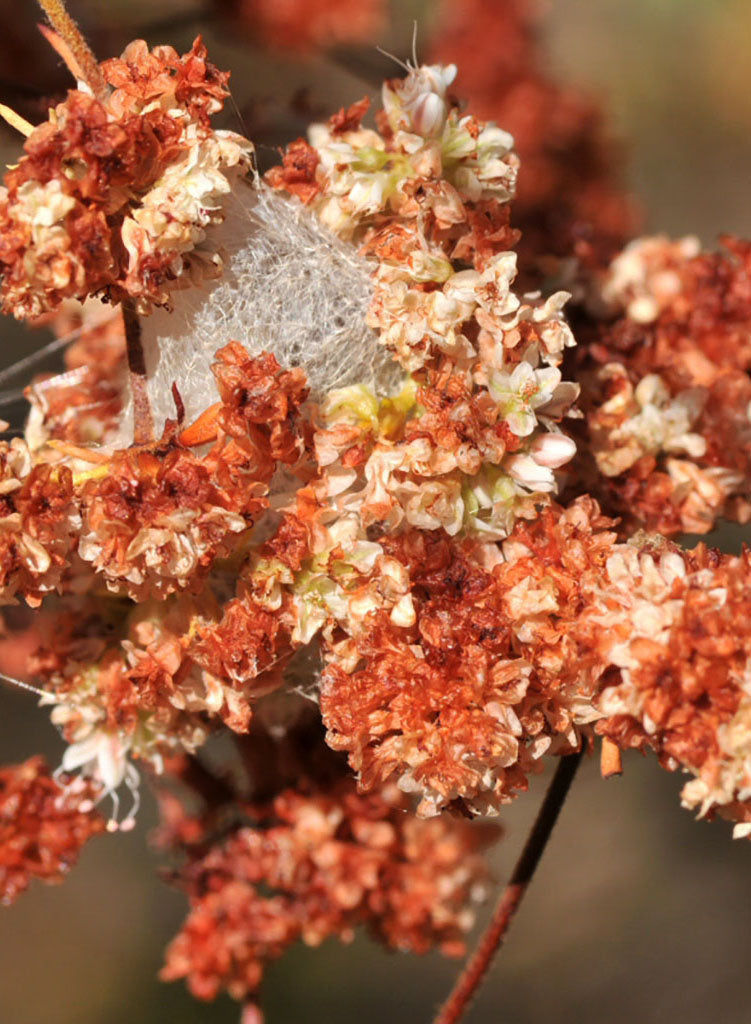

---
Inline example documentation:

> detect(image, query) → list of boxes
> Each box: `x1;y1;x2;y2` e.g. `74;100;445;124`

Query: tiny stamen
0;672;49;700
105;788;121;832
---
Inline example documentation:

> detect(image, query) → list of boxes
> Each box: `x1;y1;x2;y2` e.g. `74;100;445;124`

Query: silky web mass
138;183;398;437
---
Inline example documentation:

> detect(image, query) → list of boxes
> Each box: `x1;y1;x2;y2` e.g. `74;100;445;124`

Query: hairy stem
433;749;584;1024
122;301;154;445
36;0;108;101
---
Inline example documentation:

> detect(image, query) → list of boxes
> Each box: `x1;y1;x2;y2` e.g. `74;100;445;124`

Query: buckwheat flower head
0;437;80;607
576;235;751;534
0;37;252;317
593;543;751;833
0;755;104;904
319;500;615;816
161;777;494;1002
3;8;751;1022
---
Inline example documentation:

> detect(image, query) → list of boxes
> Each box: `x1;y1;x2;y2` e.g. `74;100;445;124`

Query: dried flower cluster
575;235;751;535
0;37;252;316
161;771;493;1000
1;2;751;1018
0;755;103;904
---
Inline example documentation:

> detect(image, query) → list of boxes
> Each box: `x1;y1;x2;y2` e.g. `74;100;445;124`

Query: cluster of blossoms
1;1;751;1016
574;235;751;535
0;755;103;904
0;36;252;315
158;705;497;1000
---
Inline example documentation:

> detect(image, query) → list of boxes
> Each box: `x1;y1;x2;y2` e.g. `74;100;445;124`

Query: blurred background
1;1;751;1022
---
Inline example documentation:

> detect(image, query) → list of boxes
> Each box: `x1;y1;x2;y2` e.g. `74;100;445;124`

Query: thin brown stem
433;749;584;1024
36;0;108;101
122;301;154;445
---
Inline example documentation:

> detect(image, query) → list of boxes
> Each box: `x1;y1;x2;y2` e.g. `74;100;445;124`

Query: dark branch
433;749;584;1024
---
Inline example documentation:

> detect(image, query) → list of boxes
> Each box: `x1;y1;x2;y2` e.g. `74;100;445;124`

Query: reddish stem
122;301;154;445
36;0;108;101
433;749;584;1024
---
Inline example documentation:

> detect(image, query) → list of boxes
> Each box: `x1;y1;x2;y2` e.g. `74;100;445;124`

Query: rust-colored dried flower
161;777;494;1001
575;236;751;534
0;755;104;904
0;37;252;316
2;6;751;1022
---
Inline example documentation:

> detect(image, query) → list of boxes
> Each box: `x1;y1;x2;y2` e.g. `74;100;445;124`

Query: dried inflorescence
592;540;751;835
161;776;494;1002
0;54;585;821
0;755;104;904
0;445;80;608
318;493;751;829
3;341;309;607
574;235;751;534
0;37;252;316
319;502;609;816
2;9;751;1021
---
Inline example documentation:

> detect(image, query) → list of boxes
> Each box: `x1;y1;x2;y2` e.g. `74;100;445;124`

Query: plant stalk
122;300;154;445
36;0;109;101
433;748;584;1024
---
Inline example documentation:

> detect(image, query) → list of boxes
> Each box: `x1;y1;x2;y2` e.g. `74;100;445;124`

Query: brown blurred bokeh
2;2;751;1023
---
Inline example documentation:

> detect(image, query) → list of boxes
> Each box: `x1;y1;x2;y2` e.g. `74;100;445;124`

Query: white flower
528;432;577;468
601;235;701;323
488;362;566;437
60;727;140;831
382;64;458;137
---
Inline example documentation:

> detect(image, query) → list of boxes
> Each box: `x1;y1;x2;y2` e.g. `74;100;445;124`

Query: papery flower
0;447;80;607
319;505;615;816
0;38;252;316
161;778;495;1001
575;235;751;534
0;756;104;903
593;543;751;833
2;344;310;606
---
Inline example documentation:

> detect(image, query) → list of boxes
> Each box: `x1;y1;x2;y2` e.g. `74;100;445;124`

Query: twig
36;0;108;101
122;300;154;445
433;749;584;1024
